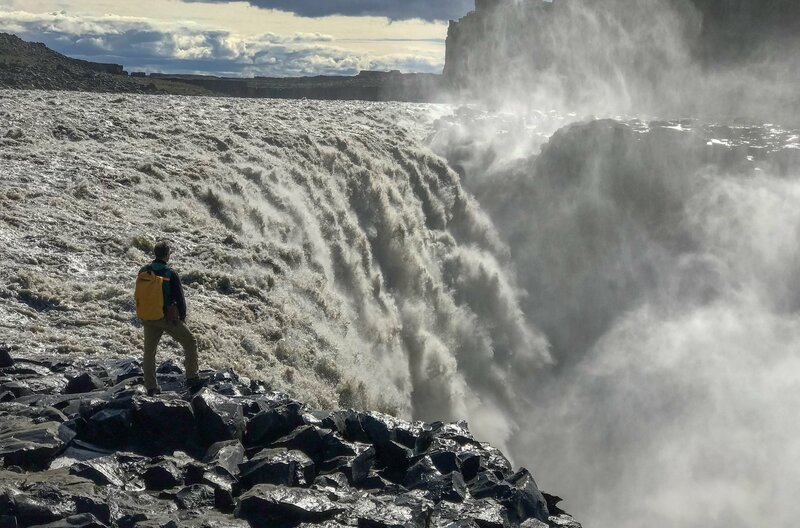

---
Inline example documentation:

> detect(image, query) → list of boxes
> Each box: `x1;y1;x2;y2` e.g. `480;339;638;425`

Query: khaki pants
142;319;198;390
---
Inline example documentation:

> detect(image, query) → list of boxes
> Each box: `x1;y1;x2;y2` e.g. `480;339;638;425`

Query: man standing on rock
137;240;200;396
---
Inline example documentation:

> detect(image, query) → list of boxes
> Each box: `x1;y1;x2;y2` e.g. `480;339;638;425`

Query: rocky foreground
0;346;580;528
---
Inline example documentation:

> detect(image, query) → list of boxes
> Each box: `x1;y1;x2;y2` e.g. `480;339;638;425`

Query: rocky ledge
0;346;580;528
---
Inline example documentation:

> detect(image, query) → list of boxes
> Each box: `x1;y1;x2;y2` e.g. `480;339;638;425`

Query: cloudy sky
0;0;474;77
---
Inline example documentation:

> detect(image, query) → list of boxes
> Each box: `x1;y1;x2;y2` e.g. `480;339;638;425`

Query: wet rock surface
0;353;581;527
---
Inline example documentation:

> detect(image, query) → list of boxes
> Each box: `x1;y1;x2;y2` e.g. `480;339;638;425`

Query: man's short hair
154;240;171;260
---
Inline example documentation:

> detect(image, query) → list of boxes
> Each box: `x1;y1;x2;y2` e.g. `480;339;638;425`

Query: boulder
156;360;183;375
358;412;397;447
244;402;304;447
502;469;549;524
271;425;333;464
0;381;32;398
313;472;351;491
458;499;512;528
85;409;133;447
351;495;430;528
105;489;179;528
321;433;364;460
350;446;376;486
430;421;475;446
175;484;215;510
69;456;127;487
0;472;106;526
403;457;442;491
457;452;482;482
131;396;195;451
520;519;549;528
543;493;566;516
429;451;459;475
143;461;183;491
235;485;345;525
105;360;142;385
204;440;245;477
321;409;369;443
63;374;105;395
479;444;513;479
0;348;13;369
468;469;548;524
239;448;315;487
28;513;107;528
0;419;76;470
191;389;244;447
424;472;467;504
375;440;413;471
548;515;583;527
200;469;237;511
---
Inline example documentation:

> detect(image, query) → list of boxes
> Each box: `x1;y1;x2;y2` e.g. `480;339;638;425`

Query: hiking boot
146;387;161;397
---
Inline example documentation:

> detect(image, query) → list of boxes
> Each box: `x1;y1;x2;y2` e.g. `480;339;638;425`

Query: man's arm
172;271;187;321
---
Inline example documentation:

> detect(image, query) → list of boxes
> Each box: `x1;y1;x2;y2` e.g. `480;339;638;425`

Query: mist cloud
180;0;474;22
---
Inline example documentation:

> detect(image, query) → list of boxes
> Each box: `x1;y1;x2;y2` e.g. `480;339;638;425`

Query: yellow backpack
135;268;169;321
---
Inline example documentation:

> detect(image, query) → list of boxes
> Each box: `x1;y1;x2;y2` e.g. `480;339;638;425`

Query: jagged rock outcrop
0;33;152;93
0;350;581;527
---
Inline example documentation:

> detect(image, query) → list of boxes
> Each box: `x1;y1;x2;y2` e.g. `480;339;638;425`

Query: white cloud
0;9;444;76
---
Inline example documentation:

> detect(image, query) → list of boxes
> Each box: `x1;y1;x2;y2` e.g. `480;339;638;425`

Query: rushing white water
0;90;548;455
2;89;799;528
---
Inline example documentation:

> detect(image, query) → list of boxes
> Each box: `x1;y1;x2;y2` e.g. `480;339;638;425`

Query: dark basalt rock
143;461;183;491
239;448;315;487
376;440;413;472
156;360;183;375
0;419;76;470
480;444;514;480
70;456;128;487
27;513;106;528
457;451;482;482
105;359;143;385
204;440;245;477
0;382;32;399
63;373;105;395
85;408;133;447
503;469;548;523
235;484;346;525
175;484;215;510
200;469;237;511
0;355;580;528
469;470;548;525
458;499;512;528
403;457;442;491
424;471;467;504
271;425;334;464
131;396;195;451
351;495;431;528
244;401;304;447
519;519;549;528
191;389;245;447
0;348;13;369
349;446;376;486
429;450;459;475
